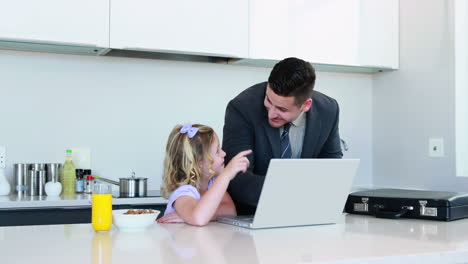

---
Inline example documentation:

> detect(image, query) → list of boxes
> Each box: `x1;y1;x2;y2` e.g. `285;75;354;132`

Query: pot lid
119;171;147;180
119;177;147;180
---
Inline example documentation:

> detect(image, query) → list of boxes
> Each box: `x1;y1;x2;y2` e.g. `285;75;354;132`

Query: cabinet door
0;0;109;47
249;0;290;61
110;0;249;58
250;0;399;69
357;0;399;69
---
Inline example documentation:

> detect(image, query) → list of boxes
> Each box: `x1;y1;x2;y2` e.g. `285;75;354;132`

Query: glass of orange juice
92;183;112;231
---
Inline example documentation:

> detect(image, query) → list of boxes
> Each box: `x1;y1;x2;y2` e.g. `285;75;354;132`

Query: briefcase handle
374;206;411;219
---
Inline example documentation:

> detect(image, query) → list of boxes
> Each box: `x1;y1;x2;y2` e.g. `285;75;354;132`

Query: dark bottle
75;169;84;193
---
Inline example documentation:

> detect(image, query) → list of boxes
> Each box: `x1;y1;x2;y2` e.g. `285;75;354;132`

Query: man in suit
223;57;343;215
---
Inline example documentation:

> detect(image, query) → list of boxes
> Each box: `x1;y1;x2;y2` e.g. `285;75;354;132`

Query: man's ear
301;98;313;112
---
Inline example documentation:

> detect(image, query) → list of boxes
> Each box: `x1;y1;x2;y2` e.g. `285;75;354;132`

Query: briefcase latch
353;197;369;212
419;200;437;217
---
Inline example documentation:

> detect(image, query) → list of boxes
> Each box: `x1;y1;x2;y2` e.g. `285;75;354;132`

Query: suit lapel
262;119;280;158
301;104;322;158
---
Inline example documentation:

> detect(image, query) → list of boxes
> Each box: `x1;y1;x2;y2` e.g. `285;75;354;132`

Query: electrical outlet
0;146;5;169
428;138;444;158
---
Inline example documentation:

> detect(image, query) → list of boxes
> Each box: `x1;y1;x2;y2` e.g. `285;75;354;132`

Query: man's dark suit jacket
222;82;343;215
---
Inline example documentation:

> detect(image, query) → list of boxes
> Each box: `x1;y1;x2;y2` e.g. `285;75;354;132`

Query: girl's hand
223;150;252;180
157;212;185;223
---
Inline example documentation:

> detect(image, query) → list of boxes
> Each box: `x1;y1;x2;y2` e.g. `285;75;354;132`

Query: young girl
157;123;251;226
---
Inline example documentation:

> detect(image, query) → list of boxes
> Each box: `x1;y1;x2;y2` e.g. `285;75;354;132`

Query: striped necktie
280;123;292;159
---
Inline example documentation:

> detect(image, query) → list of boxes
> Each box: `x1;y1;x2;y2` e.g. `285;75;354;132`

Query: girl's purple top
164;177;216;215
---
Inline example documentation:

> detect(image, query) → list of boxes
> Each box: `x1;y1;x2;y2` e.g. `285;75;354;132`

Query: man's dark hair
268;57;316;106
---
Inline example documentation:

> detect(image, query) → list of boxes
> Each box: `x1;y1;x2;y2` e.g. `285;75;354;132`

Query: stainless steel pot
97;176;147;198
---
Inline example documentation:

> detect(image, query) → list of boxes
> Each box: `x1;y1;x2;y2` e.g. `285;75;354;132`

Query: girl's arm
212;192;236;218
174;176;231;226
156;192;236;224
173;150;251;226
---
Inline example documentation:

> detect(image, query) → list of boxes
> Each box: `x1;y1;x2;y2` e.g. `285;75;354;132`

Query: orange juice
92;193;112;231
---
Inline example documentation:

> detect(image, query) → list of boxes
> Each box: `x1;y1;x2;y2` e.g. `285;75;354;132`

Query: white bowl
112;209;160;232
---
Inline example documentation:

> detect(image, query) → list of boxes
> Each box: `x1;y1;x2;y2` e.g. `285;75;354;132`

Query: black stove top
112;190;161;198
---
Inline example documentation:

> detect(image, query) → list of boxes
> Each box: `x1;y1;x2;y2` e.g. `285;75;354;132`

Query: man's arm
318;100;343;158
222;101;265;208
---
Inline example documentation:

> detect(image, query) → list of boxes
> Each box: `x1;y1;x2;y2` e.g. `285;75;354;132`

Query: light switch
0;146;5;169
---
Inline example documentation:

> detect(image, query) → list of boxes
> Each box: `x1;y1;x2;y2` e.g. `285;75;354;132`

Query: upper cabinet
249;0;399;70
0;0;109;54
110;0;249;58
0;0;398;72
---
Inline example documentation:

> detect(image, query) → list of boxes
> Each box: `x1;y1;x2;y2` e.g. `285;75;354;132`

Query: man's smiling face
263;85;312;128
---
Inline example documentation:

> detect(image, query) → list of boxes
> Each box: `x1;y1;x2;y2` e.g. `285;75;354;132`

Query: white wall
373;0;468;191
455;0;468;177
0;50;372;191
314;72;373;188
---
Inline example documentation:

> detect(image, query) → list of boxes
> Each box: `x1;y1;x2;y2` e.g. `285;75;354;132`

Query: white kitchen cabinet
110;0;249;58
249;0;399;70
0;0;109;53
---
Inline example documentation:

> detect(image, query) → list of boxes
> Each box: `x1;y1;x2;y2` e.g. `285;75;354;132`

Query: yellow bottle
92;183;112;231
62;149;76;194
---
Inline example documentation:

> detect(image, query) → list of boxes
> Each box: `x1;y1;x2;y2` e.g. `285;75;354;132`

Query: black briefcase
345;188;468;221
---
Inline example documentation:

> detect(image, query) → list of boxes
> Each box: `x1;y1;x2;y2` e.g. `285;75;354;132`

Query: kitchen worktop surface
2;214;468;264
0;192;167;209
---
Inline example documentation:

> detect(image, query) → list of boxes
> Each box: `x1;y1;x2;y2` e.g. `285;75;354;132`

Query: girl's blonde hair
161;124;215;199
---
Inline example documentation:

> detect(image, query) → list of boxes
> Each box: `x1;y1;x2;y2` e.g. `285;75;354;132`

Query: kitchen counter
0;192;167;209
2;214;468;264
0;193;168;226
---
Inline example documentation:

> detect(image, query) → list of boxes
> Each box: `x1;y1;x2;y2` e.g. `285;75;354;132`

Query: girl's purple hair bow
180;124;199;138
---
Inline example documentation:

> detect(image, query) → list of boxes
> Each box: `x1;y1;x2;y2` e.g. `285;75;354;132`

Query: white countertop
2;214;468;264
0;192;167;209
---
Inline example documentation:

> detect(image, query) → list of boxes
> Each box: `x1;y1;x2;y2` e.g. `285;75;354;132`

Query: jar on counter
75;169;84;193
85;175;95;194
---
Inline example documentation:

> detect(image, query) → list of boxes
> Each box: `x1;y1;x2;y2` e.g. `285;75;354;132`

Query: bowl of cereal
112;209;160;232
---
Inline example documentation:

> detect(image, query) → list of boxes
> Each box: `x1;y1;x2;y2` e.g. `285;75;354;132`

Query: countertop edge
0;194;167;209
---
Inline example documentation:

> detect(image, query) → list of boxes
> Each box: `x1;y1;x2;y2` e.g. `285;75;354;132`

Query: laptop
218;158;360;229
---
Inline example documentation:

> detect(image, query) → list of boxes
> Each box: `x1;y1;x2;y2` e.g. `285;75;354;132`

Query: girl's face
202;133;226;178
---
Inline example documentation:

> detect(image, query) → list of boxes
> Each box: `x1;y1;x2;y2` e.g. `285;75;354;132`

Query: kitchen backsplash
0;50;373;192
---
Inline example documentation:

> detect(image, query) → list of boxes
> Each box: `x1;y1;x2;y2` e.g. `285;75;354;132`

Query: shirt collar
291;111;306;127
